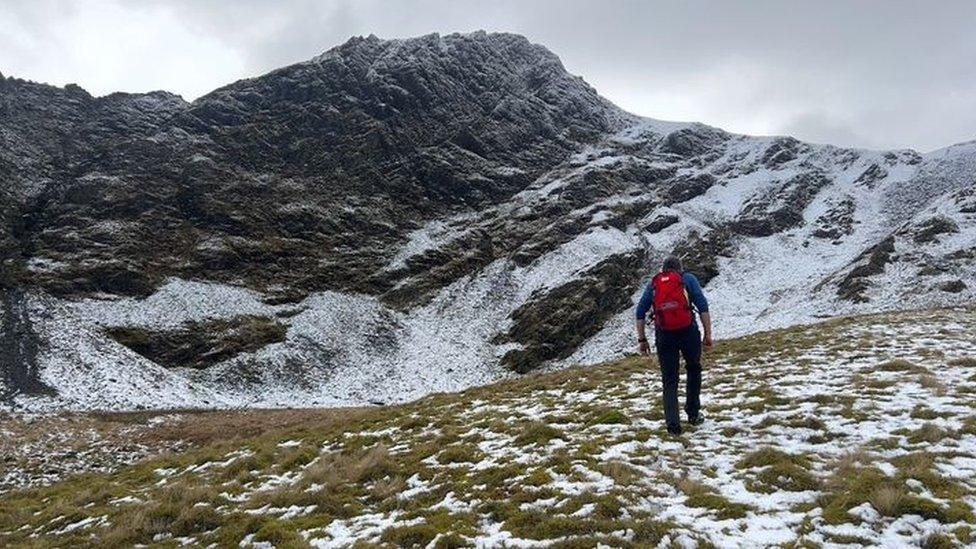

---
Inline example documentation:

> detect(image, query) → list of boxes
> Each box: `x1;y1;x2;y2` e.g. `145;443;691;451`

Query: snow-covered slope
4;308;975;547
1;32;974;411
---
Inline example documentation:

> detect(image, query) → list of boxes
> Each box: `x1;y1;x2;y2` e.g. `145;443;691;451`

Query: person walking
635;256;713;436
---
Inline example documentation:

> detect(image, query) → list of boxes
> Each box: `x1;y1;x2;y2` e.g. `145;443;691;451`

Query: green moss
209;513;269;547
513;422;566;446
948;357;976;368
504;509;622;540
905;423;948;444
630;518;673;544
819;466;888;525
170;504;223;536
910;406;942;420
437;444;483;465
434;532;472;548
921;533;957;549
749;462;819;493
253;519;309;548
588;409;629;426
896;496;949;522
737;447;811;469
524;468;553;487
877;359;926;374
955;525;973;545
684;493;751;520
279;444;320;470
381;523;439;548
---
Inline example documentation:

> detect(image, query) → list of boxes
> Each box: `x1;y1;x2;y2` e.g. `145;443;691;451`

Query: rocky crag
0;32;973;410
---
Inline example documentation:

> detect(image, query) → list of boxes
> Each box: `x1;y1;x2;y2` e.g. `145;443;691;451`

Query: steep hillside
1;32;975;411
1;309;974;547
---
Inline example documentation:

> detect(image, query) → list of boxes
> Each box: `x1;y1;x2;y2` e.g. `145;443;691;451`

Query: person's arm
635;283;653;355
700;311;713;349
683;273;713;349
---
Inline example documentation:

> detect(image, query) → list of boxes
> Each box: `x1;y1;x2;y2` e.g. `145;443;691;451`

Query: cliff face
2;32;624;300
1;32;973;411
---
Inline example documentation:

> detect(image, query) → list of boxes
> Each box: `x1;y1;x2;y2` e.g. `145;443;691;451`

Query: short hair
662;256;683;272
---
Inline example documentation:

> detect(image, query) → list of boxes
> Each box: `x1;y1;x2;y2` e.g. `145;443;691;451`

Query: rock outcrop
1;32;973;411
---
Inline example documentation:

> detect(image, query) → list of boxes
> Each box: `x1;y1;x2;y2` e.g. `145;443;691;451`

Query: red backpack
652;270;693;331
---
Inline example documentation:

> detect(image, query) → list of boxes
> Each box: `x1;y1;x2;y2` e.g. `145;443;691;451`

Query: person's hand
638;339;650;356
702;334;713;351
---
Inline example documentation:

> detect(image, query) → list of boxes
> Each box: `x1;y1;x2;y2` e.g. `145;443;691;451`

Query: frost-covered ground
2;308;974;547
0;413;188;493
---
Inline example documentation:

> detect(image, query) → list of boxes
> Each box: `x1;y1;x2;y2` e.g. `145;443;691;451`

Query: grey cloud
2;0;975;151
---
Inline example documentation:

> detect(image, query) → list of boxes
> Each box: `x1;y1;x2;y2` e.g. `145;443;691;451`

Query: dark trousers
655;325;702;428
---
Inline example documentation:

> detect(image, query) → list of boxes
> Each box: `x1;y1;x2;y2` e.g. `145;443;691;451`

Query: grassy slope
1;308;975;548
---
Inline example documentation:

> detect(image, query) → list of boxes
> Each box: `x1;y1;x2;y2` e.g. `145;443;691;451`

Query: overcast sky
2;0;975;152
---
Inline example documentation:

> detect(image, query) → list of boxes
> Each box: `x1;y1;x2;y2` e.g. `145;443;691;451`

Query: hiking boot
688;413;705;426
666;424;682;436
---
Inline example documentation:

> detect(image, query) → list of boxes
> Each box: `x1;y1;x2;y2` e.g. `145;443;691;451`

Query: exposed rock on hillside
499;251;643;373
105;316;287;370
1;31;974;411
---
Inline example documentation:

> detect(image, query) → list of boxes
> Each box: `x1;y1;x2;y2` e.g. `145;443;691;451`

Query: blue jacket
635;271;709;322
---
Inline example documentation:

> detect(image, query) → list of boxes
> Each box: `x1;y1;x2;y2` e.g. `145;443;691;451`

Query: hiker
635;256;713;436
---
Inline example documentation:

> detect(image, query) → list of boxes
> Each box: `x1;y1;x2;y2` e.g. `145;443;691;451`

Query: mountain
1;32;974;411
2;308;975;546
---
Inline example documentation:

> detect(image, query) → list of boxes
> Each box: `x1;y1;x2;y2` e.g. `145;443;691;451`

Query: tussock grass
904;423;949;444
524;468;552;487
877;359;927;374
868;484;907;516
304;444;395;487
587;409;629;426
684;493;751;520
598;461;641;486
253;518;309;548
97;482;229;545
961;417;976;436
910;406;944;420
382;523;440;548
918;374;948;396
675;477;712;497
921;533;957;549
3;307;975;548
750;462;819;493
437;444;483;465
737;447;811;469
513;421;566;446
948;357;976;368
674;477;751;519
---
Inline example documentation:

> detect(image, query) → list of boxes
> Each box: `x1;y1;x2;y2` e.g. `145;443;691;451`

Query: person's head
662;256;683;273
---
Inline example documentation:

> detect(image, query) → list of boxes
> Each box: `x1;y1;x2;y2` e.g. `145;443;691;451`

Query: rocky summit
1;32;974;411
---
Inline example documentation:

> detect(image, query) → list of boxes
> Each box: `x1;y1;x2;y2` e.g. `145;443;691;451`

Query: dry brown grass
598;461;641;486
675;477;712;497
823;448;874;492
303;443;394;488
136;407;370;445
948;357;976;368
370;475;407;501
917;374;948;396
97;482;226;546
877;359;927;375
907;423;947;444
893;452;936;478
869;485;906;516
1;406;373;494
